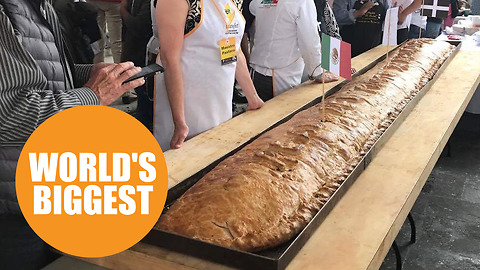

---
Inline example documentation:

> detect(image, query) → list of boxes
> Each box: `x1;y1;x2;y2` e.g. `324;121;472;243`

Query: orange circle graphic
16;106;168;258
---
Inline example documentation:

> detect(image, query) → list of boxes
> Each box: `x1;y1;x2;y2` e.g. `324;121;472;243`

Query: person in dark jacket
53;0;102;64
120;0;153;121
334;0;390;57
0;0;144;269
120;0;152;67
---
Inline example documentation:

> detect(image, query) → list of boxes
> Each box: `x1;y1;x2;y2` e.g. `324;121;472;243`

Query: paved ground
380;112;480;270
110;97;137;114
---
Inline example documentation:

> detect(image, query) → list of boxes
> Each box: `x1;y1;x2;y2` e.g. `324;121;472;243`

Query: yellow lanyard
209;0;235;32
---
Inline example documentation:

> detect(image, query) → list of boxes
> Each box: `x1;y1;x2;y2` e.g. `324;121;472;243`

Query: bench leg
392;240;402;270
407;212;416;244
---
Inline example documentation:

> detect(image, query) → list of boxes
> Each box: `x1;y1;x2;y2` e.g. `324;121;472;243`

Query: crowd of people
14;0;473;148
0;0;478;269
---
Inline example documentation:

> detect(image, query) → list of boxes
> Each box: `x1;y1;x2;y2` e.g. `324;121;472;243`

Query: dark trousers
409;25;425;39
0;147;57;270
340;25;382;57
135;52;156;131
251;69;274;102
135;84;153;131
408;20;442;40
425;17;443;38
0;215;57;270
397;28;409;44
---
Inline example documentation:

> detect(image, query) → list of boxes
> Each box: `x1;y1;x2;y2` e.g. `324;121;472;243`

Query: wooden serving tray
141;41;462;270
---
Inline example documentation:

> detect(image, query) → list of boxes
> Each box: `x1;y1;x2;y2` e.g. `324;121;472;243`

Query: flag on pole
321;33;352;80
382;7;399;46
421;0;449;18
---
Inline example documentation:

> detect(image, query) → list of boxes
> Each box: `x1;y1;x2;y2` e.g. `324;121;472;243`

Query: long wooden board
286;46;480;270
77;44;480;270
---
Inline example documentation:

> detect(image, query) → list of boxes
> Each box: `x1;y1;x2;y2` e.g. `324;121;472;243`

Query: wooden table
78;44;480;270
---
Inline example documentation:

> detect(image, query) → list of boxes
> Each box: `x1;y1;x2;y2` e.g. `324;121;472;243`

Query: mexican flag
321;33;352;80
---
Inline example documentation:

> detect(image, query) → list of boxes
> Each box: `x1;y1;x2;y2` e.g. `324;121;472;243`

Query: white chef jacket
249;0;322;82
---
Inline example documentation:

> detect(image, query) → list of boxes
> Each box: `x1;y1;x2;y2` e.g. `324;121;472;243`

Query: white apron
271;58;305;97
153;0;245;150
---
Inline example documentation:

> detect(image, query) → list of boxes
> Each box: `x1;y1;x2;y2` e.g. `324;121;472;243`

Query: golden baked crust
156;39;454;251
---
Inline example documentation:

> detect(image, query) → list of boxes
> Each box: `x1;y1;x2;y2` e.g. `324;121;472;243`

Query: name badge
219;37;237;65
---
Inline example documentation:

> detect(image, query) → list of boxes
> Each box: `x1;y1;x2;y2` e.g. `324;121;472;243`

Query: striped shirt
0;0;99;147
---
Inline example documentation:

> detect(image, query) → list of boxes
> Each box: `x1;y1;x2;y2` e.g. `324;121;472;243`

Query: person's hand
398;11;407;25
393;1;406;24
85;62;144;106
170;122;189;149
247;95;264;110
354;0;376;18
90;62;116;78
314;72;340;83
360;0;376;14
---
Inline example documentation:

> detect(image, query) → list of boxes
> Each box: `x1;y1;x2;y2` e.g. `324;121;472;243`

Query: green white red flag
321;33;352;80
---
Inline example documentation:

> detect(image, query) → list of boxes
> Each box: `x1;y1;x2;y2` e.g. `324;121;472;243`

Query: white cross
422;0;449;17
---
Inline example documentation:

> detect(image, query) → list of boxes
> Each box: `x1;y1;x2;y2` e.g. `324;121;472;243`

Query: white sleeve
296;0;323;78
249;0;258;16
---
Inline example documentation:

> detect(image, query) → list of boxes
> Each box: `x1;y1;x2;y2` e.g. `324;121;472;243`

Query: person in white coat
154;0;264;150
394;0;423;43
249;0;339;102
